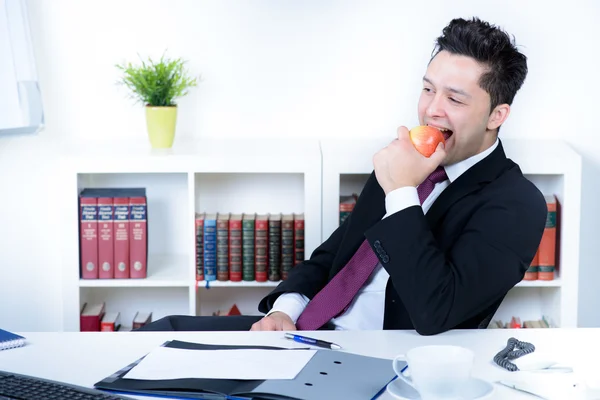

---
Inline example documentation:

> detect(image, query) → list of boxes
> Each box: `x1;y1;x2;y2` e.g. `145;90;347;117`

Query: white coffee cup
392;345;474;400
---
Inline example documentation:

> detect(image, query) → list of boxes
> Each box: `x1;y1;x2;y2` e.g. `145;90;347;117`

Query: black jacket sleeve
364;184;547;335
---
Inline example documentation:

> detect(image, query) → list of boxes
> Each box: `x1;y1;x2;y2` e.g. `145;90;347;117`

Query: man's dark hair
431;17;528;113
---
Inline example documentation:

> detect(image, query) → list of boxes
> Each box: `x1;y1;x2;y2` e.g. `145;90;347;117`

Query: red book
113;197;130;279
100;312;121;332
132;312;152;329
97;197;114;279
80;302;105;331
129;196;147;279
538;195;558;280
254;214;269;282
294;213;305;263
80;196;98;279
229;214;243;282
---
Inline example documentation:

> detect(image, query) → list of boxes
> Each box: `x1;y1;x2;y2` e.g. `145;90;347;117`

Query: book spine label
113;197;130;279
80;197;98;279
97;197;114;279
129;196;147;279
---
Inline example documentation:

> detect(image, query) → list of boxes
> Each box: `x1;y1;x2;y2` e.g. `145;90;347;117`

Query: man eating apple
139;17;547;335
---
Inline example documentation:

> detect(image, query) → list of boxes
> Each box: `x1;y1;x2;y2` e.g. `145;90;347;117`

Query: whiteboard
0;0;44;135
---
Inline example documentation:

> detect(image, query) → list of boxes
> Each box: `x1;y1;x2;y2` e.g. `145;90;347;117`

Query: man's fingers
281;320;297;331
429;141;446;165
250;317;276;331
396;125;410;140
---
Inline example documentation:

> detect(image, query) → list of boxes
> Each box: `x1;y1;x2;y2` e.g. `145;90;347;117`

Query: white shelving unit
60;136;581;331
60;138;322;331
320;137;582;328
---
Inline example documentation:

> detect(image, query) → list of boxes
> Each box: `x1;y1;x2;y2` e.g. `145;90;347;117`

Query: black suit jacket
258;140;547;335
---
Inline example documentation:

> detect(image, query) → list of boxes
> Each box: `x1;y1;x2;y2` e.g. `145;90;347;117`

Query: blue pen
284;333;342;350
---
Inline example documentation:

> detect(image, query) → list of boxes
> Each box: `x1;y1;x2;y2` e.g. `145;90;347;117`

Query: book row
79;188;148;280
195;212;304;282
488;315;555;329
523;194;559;281
79;302;152;332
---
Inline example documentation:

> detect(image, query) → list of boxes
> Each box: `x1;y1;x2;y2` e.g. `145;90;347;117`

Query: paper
123;347;317;380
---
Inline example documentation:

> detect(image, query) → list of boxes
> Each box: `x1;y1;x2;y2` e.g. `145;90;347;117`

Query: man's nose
426;95;445;118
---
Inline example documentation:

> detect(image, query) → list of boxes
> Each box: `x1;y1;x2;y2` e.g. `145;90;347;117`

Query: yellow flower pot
145;106;178;148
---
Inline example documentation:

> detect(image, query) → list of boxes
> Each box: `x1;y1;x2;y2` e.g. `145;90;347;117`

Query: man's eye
423;88;432;93
449;97;461;104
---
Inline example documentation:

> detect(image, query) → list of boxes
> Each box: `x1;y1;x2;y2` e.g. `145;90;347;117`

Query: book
203;213;217;281
101;312;121;332
228;214;243;282
80;302;106;332
0;329;25;351
79;196;98;279
538;195;558;280
195;212;205;281
216;213;230;281
97;196;114;279
129;194;148;279
242;213;256;281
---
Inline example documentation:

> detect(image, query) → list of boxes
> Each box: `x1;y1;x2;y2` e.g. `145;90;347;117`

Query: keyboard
0;369;132;399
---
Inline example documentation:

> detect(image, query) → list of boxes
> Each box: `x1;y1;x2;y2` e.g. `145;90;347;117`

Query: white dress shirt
268;139;499;330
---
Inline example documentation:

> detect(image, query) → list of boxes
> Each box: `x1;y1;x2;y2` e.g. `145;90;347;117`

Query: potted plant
116;53;198;148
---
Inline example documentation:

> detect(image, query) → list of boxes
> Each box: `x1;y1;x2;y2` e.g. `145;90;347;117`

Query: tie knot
427;166;448;185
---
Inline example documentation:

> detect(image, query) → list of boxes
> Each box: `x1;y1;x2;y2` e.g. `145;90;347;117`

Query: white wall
1;0;598;331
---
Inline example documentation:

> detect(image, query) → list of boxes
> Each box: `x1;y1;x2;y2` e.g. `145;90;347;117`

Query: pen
284;333;342;350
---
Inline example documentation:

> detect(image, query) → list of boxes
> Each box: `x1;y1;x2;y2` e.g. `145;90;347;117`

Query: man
250;16;547;335
139;17;547;334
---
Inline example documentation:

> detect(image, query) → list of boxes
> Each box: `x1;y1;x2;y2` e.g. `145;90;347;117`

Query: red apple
409;125;445;157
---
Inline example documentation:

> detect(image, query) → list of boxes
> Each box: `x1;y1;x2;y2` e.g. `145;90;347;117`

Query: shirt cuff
267;292;310;323
384;186;420;218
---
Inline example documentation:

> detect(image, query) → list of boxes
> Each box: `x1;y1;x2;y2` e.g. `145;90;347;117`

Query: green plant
116;53;198;107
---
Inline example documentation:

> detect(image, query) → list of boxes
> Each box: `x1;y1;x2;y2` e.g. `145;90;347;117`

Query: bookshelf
60;136;581;331
321;137;581;328
59;138;322;331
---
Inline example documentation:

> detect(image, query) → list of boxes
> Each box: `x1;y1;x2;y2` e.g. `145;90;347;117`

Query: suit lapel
425;139;513;229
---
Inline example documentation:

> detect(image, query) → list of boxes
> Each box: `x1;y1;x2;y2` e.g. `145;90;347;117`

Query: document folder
94;340;398;400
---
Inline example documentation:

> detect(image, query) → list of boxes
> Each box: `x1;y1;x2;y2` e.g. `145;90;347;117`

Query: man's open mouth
428;124;453;140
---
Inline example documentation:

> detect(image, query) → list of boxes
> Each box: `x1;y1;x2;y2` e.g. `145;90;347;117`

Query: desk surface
1;328;600;399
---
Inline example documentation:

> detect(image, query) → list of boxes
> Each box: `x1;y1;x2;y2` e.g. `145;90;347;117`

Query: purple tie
295;166;448;331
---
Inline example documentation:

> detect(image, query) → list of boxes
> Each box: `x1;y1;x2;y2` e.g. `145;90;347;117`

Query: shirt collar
443;138;499;183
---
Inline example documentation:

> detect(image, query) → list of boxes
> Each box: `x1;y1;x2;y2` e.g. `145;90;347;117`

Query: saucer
386;377;494;400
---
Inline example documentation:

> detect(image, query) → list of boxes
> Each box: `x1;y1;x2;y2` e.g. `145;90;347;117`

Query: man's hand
250;312;297;331
373;126;446;195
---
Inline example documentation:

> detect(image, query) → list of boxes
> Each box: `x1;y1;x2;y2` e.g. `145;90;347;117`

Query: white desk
1;328;600;399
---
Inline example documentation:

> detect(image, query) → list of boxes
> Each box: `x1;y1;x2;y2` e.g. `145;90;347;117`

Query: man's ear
487;104;510;131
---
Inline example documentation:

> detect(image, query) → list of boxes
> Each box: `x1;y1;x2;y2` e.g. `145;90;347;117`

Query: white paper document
123;347;317;380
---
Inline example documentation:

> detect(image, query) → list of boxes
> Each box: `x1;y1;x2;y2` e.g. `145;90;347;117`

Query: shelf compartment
79;287;190;330
195;287;274;317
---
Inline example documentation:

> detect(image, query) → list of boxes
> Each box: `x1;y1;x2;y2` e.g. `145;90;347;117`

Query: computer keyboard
0;369;132;399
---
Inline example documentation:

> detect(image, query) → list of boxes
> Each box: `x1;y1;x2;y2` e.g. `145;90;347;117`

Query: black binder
94;340;398;400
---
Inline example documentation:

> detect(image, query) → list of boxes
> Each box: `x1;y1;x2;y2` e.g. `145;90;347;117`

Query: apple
409;125;445;157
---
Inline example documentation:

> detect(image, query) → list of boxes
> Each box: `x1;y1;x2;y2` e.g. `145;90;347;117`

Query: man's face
418;50;499;166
